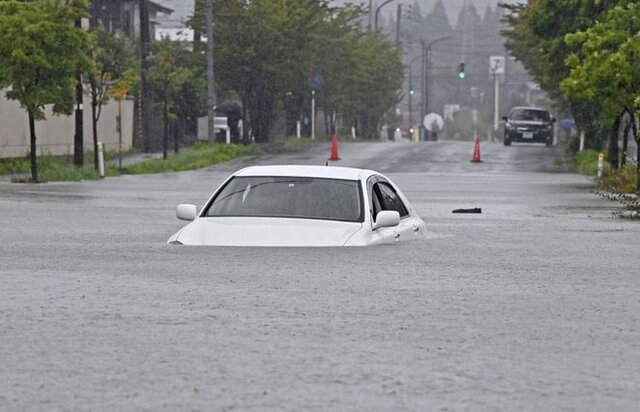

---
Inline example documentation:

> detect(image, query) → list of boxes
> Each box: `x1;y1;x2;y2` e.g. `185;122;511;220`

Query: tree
87;27;138;170
561;4;640;191
148;38;198;159
332;31;404;138
0;0;91;182
500;0;630;149
187;0;403;142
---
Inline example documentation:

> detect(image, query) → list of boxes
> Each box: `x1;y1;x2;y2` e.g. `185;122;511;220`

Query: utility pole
73;16;83;167
395;4;401;46
205;0;215;141
139;0;152;152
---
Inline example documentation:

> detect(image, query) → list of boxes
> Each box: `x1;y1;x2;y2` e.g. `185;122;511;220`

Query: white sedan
168;165;426;246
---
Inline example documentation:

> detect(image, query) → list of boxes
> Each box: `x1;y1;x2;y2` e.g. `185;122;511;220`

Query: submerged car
503;106;556;147
168;165;426;246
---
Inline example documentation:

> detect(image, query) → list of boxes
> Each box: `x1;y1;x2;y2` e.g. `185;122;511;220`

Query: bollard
597;152;604;178
579;131;585;152
97;142;105;179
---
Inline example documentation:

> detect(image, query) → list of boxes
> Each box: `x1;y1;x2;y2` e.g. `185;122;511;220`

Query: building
0;1;174;159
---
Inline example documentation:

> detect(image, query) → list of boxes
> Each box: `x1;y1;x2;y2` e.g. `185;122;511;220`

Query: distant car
168;165;426;246
503;106;556;147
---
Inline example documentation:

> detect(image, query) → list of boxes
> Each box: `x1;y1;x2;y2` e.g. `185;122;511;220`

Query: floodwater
1;141;638;410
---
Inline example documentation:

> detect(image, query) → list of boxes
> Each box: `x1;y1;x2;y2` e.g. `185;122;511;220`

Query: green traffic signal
458;62;465;79
458;72;465;79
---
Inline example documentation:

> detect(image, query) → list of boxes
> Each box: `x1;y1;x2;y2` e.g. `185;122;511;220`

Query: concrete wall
0;93;134;159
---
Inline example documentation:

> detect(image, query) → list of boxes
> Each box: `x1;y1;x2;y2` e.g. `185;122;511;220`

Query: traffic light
458;62;466;79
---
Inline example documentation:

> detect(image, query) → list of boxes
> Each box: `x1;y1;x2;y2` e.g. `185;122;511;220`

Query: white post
579;130;585;151
97;142;105;178
311;90;316;140
225;127;230;144
351;126;356;140
296;120;301;139
493;73;499;133
597;152;604;178
472;109;478;140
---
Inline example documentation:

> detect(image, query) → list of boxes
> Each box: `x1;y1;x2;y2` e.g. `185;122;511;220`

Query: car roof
510;106;549;112
234;165;375;180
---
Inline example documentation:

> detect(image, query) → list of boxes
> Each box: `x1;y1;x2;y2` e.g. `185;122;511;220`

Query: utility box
197;116;230;143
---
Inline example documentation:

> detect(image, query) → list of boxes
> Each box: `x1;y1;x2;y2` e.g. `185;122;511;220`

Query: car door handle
413;227;420;232
394;233;400;240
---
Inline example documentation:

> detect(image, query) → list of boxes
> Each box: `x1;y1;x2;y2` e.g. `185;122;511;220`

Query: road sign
489;56;505;75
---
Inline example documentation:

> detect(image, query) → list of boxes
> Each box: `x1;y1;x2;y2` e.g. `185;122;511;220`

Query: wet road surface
1;140;638;411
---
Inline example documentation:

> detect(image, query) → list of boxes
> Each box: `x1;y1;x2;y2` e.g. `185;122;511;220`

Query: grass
120;142;254;174
0;142;255;182
0;155;101;182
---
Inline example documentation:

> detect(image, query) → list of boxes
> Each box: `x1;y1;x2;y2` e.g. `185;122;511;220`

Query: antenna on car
325;161;329;166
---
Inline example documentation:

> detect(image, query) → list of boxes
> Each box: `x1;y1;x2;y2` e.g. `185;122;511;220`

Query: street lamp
423;36;452;118
374;0;397;31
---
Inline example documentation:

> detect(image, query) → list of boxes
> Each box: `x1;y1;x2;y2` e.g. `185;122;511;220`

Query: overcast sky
156;0;511;23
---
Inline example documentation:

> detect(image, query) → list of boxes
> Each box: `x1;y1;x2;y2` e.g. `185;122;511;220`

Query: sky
155;0;513;23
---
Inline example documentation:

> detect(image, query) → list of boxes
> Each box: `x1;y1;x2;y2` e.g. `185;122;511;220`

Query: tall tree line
188;0;404;141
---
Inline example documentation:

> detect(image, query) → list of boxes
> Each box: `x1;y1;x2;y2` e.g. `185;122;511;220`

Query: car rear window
204;176;364;222
510;109;550;122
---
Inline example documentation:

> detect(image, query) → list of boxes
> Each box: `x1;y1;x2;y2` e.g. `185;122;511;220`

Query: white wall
0;93;134;158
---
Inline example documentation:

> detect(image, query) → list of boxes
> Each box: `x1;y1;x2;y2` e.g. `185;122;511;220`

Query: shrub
596;163;639;219
575;149;600;175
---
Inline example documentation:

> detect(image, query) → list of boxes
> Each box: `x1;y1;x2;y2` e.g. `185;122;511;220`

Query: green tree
189;0;403;142
0;0;90;182
148;38;199;159
87;26;138;170
500;0;629;149
333;31;403;138
562;4;640;191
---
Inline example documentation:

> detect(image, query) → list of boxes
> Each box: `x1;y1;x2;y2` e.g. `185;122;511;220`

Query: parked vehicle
503;107;556;147
168;165;426;246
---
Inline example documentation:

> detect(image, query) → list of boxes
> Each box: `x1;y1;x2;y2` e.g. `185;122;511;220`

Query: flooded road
1;140;638;411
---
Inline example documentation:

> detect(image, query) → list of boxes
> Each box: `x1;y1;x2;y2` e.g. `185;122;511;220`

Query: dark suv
503;107;556;147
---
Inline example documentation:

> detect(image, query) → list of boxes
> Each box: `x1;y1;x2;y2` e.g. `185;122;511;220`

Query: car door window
373;182;409;218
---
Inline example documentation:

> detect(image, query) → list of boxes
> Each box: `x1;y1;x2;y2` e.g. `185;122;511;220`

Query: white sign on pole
489;55;506;75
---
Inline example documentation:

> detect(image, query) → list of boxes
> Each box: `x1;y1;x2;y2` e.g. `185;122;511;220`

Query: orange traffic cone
470;136;482;163
329;134;340;161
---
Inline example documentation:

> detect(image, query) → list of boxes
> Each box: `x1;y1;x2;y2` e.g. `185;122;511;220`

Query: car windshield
204;176;363;222
510;109;550;122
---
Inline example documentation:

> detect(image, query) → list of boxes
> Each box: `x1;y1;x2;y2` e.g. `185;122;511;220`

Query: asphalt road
1;139;638;411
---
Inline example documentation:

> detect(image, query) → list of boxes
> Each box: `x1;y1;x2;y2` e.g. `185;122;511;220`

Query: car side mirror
551;117;557;123
373;210;400;230
176;204;197;221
